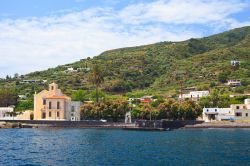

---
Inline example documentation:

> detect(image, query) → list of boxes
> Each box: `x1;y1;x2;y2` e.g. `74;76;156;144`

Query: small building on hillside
179;91;210;101
229;94;250;98
140;96;154;103
203;99;250;122
227;80;241;86
128;96;155;104
34;82;82;121
231;60;240;66
65;67;77;73
18;95;27;100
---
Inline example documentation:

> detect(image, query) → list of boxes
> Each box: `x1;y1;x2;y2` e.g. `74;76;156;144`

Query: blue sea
0;128;250;166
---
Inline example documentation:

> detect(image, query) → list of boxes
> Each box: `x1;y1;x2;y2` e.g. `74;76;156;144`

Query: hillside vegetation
1;26;250;99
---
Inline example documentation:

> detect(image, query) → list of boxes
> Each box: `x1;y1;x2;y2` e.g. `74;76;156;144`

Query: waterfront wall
163;120;204;129
136;120;204;129
1;119;204;129
0;120;132;128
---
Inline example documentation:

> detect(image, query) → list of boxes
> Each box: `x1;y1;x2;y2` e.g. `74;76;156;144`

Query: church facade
34;82;81;121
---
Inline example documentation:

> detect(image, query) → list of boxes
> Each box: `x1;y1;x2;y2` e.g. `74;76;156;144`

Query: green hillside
1;26;250;99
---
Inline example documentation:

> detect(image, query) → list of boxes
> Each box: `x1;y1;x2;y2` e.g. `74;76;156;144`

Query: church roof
45;95;69;99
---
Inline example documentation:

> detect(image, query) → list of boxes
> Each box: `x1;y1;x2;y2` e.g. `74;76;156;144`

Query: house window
51;86;54;90
49;111;51;117
246;113;248;117
243;106;246;109
71;106;75;112
215;109;217;112
236;106;240;109
49;102;52;109
235;112;242;117
57;112;60;117
43;99;46;105
57;102;60;109
42;112;46;119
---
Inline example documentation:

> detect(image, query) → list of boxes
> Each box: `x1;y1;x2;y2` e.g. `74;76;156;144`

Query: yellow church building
34;82;82;121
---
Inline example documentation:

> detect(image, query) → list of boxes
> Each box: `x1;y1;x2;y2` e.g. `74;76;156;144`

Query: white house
203;99;250;122
0;107;15;120
65;67;77;73
203;108;234;122
179;90;210;101
230;99;250;121
227;80;241;86
231;60;240;66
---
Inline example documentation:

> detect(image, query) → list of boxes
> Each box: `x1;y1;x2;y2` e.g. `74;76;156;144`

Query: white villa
0;107;14;120
203;108;234;122
0;107;32;120
179;90;210;101
203;99;250;122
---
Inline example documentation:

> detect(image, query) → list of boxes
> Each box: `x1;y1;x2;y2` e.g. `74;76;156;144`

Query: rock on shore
0;122;22;129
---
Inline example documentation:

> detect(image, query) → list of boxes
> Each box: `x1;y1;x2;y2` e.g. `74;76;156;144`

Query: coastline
184;122;250;129
2;120;250;129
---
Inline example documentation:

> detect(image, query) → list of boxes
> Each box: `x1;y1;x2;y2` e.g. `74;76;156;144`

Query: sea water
0;128;250;166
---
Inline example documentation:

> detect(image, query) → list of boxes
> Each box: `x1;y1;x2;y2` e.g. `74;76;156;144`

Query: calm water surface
0;128;250;166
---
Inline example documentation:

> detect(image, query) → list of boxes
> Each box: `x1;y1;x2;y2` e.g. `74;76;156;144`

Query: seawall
0;120;135;128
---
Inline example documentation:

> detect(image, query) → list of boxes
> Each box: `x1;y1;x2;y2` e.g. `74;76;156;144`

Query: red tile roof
45;95;69;99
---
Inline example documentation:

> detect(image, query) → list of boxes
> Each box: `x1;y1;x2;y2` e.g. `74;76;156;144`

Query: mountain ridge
1;26;250;98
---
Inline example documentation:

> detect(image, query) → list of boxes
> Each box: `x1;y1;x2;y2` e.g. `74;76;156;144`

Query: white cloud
0;0;249;78
119;0;249;25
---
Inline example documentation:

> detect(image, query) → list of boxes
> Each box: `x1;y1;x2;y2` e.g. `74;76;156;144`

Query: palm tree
143;104;152;120
89;64;104;103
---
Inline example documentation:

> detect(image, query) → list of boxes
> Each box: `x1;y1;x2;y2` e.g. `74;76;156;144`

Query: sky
0;0;250;78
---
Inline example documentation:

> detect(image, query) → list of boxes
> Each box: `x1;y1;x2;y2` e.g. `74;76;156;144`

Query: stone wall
136;120;204;129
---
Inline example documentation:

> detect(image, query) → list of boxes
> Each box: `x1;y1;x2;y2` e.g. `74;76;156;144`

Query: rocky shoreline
184;122;250;128
0;122;23;129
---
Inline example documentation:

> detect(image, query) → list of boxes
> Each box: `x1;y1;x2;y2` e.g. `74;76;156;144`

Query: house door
208;114;216;120
42;112;46;119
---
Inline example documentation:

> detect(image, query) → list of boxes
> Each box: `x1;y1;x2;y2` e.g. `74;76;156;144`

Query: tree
210;89;220;107
71;90;87;102
218;72;228;83
157;99;175;119
89;64;104;103
15;99;33;112
0;88;18;107
80;103;95;119
80;99;129;121
143;104;153;120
